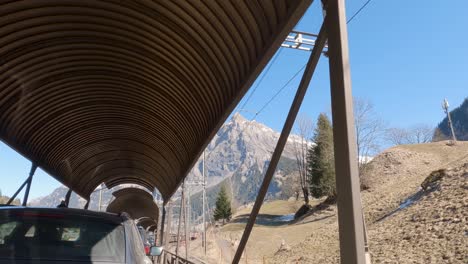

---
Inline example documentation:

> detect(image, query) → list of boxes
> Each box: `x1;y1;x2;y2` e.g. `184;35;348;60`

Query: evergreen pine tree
308;113;337;201
213;185;232;224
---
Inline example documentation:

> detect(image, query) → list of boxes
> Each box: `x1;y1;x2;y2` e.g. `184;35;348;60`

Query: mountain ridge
30;113;304;212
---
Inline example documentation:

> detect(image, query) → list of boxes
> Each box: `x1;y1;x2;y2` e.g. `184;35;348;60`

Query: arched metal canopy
146;224;158;233
0;0;312;201
106;187;159;222
137;217;157;230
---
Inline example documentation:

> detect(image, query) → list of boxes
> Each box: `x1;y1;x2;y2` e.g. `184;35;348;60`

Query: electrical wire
255;64;306;115
205;0;374;163
238;49;283;111
202;50;283;162
192;2;377;252
205;62;307;161
347;0;374;24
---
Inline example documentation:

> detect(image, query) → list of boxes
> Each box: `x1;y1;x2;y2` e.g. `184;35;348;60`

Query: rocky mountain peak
231;112;249;123
32;112;304;209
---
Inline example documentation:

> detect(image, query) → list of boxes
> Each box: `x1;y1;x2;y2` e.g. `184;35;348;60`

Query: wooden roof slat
0;0;312;201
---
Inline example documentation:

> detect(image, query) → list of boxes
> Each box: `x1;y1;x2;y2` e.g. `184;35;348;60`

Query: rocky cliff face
188;113;303;204
188;113;301;186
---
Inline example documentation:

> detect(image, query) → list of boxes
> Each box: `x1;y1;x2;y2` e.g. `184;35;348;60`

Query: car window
0;212;126;263
24;226;35;237
61;227;80;241
0;221;18;245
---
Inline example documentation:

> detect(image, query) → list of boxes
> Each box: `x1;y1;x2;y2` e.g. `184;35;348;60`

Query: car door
125;220;152;264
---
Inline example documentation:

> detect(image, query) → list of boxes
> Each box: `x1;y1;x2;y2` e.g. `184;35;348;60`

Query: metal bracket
282;30;329;54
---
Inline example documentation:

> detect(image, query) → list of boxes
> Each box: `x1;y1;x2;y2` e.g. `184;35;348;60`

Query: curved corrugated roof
106;187;159;222
137;217;157;230
0;0;311;200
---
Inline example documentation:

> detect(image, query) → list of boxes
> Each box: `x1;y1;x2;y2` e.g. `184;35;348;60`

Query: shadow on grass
230;213;294;226
293;214;335;226
376;186;438;222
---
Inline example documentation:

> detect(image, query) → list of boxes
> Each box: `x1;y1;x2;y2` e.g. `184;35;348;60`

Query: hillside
435;97;468;141
198;141;468;263
368;163;467;263
361;141;468;223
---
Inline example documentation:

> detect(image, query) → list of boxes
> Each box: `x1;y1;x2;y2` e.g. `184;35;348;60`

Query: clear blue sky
1;0;467;200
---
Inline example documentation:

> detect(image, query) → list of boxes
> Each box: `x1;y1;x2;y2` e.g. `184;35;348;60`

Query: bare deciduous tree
385;127;410;145
293;115;313;205
354;98;385;173
410;124;434;143
386;124;434;145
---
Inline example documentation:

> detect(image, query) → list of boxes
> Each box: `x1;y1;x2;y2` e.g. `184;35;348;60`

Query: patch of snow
274;214;295;222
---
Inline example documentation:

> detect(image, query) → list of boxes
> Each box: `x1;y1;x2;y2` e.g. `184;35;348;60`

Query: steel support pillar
325;0;366;263
64;189;73;207
202;150;207;255
160;206;166;245
7;179;29;205
175;182;185;257
232;22;328;264
185;187;190;259
162;203;173;264
7;163;37;206
22;164;37;206
84;199;90;209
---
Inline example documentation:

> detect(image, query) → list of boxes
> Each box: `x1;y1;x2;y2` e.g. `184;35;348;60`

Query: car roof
0;206;126;224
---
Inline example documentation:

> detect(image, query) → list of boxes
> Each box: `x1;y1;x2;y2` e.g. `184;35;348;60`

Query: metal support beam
163;202;173;264
7;163;37;206
98;183;103;211
64;189;73;207
175;182;185;257
232;22;328;264
160;206;166;245
185;186;190;259
202;150;207;255
7;179;29;205
325;0;366;263
84;199;90;209
22;164;38;206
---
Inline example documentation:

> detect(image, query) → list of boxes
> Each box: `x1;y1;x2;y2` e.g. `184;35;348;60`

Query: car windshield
0;211;125;263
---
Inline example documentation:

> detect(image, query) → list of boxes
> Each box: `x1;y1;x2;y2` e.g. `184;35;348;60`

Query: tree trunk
302;187;309;204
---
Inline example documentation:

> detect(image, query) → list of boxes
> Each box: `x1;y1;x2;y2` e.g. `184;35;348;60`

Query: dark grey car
0;206;153;264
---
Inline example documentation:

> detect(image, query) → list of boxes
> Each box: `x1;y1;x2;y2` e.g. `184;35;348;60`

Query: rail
160;251;201;264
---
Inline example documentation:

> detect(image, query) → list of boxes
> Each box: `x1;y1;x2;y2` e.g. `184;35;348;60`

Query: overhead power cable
205;62;306;162
205;1;372;163
347;0;374;24
238;49;283;111
256;64;306;115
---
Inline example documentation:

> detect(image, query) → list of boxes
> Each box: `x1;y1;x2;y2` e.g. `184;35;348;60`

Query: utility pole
442;99;457;145
176;182;185;257
202;150;207;256
98;183;103;211
165;202;173;246
185;183;190;259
